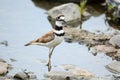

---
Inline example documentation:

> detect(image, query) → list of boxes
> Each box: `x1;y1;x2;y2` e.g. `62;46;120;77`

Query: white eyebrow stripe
60;16;65;20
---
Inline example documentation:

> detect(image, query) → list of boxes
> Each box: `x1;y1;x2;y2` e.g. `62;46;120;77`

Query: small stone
27;72;37;79
14;71;37;80
14;72;28;80
109;35;120;48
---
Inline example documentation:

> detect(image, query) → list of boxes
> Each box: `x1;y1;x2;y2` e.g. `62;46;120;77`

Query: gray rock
106;61;120;74
14;72;28;80
47;3;80;22
90;76;114;80
90;45;117;55
64;27;111;45
44;67;94;80
114;49;120;60
0;77;13;80
14;71;37;80
44;71;74;80
109;35;120;48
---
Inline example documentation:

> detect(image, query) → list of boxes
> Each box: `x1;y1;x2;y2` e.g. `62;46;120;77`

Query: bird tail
24;40;37;46
24;42;31;46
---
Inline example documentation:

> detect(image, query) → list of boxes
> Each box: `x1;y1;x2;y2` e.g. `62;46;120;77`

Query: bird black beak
63;20;67;26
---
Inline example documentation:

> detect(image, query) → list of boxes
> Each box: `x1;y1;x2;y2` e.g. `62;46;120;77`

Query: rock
44;70;93;80
109;35;120;48
115;49;120;60
90;45;117;55
106;61;120;74
14;71;37;80
106;0;120;18
27;72;37;79
14;72;28;80
0;77;13;80
0;58;6;63
71;68;94;78
64;27;112;46
44;71;74;80
44;65;94;80
64;27;95;43
0;62;9;75
105;0;120;29
90;76;114;80
47;3;80;22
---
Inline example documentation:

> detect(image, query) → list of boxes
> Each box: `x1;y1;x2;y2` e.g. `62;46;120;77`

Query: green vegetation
80;0;87;16
79;0;87;28
108;4;114;11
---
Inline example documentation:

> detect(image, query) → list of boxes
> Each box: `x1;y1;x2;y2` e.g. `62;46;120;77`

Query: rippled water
0;0;114;79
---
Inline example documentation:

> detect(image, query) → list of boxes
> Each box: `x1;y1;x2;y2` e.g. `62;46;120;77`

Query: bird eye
60;16;65;20
56;15;65;20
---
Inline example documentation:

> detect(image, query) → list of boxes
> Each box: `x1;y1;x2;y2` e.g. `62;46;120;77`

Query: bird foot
46;62;51;72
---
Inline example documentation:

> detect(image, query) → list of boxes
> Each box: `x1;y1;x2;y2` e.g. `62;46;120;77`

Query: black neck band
54;32;65;36
55;25;63;30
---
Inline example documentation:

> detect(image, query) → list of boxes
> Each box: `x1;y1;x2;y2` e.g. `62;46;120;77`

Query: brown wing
35;31;55;43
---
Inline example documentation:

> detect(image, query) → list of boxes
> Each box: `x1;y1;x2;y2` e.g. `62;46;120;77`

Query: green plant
79;0;87;28
108;4;114;11
80;0;87;16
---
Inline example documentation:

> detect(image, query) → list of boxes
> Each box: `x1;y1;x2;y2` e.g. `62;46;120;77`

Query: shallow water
0;0;115;79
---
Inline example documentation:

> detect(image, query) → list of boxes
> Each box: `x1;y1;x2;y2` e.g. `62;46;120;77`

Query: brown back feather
35;31;55;43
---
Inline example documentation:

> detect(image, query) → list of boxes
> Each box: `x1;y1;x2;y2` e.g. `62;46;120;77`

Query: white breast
47;36;64;48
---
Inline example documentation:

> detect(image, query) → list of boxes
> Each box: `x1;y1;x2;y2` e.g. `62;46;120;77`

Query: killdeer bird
25;15;66;71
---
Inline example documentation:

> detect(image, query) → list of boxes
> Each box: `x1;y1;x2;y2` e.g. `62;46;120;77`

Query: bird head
55;15;67;26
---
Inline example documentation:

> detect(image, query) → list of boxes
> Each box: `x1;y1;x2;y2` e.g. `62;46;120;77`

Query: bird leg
46;47;55;71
